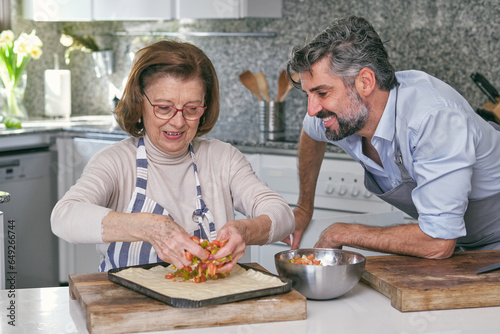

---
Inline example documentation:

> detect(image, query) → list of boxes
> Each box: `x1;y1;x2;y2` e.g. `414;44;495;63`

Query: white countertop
2;283;499;334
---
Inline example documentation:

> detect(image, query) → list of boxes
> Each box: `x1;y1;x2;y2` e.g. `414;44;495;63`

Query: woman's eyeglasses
144;93;206;121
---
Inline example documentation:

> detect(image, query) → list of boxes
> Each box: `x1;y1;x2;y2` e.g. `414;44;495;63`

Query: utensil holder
259;101;285;133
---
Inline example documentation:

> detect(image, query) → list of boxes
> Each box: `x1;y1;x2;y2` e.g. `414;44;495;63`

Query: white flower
60;34;74;47
31;46;43;60
0;29;43;86
0;30;14;46
13;32;31;55
13;30;43;60
27;30;43;48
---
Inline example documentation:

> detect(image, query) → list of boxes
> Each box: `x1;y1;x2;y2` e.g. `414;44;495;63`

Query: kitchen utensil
254;72;270;102
239;70;262;100
259;101;285;134
471;72;499;104
279;72;299;102
276;70;288;102
476;260;500;274
275;248;366;300
475;107;497;123
361;250;500;312
70;263;306;333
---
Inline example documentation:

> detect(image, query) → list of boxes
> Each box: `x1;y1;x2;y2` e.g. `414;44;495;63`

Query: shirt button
392;180;397;185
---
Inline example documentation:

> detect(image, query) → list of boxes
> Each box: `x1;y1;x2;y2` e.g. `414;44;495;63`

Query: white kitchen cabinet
24;0;280;21
23;0;92;22
93;0;175;21
241;0;282;18
177;0;239;19
176;0;282;19
23;0;174;21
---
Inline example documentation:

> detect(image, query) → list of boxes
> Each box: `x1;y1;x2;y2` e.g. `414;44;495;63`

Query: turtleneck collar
143;132;192;165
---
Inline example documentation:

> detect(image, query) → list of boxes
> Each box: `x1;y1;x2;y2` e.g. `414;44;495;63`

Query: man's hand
313;222;457;259
314;223;346;249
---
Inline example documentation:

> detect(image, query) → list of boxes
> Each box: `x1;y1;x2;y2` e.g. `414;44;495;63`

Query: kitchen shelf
77;31;276;37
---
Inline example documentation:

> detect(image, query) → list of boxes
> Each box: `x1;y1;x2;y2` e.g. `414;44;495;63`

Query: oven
238;153;406;274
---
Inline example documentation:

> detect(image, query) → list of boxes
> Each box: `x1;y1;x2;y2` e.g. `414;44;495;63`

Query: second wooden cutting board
361;250;500;312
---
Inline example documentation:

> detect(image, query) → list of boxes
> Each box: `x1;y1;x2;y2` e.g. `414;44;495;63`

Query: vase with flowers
0;29;43;122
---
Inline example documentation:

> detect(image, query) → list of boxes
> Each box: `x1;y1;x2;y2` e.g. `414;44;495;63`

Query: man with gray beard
286;15;500;258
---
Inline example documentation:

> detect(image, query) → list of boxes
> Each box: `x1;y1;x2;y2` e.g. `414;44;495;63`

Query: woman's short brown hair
115;40;220;137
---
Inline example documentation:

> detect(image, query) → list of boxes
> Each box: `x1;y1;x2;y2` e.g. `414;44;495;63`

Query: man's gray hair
288;15;398;91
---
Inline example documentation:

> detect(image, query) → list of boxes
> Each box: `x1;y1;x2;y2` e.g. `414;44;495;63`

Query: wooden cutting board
69;263;306;334
361;250;500;312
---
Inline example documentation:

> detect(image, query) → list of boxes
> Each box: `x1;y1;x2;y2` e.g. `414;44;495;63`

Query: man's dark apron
363;87;500;251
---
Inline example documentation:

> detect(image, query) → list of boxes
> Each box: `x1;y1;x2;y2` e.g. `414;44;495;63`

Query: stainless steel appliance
0;148;59;288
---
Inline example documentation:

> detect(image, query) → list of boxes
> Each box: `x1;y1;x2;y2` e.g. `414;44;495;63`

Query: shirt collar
373;86;398;143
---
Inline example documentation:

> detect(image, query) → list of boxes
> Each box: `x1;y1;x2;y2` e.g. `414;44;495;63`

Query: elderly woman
51;40;294;273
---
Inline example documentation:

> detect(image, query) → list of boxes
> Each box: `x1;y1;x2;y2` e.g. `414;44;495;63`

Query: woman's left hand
213;221;247;273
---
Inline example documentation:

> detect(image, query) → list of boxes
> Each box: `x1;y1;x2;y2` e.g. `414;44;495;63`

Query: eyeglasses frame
143;92;207;121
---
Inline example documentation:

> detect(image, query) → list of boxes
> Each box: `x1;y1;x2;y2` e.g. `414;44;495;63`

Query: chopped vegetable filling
287;254;323;266
165;236;232;283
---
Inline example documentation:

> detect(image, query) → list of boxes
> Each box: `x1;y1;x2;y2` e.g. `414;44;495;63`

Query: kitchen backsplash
11;0;500;133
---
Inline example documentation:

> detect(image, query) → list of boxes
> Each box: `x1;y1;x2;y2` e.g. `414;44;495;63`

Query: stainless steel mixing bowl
275;248;366;300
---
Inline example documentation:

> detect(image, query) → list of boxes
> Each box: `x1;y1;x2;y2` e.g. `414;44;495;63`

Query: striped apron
99;137;217;272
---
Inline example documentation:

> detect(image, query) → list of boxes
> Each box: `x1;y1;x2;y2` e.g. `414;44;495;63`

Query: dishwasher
0;147;59;288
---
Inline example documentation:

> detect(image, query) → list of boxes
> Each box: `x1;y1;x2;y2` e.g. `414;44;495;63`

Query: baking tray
108;262;292;308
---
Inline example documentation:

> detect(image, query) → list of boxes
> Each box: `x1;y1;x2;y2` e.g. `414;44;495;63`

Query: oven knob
351;186;360;197
326;183;335;194
364;190;373;198
338;184;348;196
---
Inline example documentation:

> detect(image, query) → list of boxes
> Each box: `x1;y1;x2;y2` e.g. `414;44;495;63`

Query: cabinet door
241;0;281;18
176;0;281;19
23;0;92;21
176;0;240;19
93;0;175;21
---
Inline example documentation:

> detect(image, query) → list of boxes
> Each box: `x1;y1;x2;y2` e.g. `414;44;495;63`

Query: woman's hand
102;212;209;269
212;221;247;273
144;214;212;269
282;205;313;249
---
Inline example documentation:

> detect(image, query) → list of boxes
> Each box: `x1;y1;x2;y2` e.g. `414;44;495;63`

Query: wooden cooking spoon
276;70;288;102
279;72;300;102
239;70;262;101
254;72;270;102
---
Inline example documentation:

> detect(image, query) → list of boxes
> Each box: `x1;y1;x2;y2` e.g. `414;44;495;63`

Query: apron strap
189;143;217;241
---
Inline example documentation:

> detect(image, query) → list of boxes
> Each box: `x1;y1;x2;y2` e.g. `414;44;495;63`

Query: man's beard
317;86;369;141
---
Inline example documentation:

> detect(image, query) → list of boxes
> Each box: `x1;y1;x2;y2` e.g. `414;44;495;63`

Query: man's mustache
316;110;336;119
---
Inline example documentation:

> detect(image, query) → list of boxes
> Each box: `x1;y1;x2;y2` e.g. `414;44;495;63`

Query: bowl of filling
275;248;366;300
